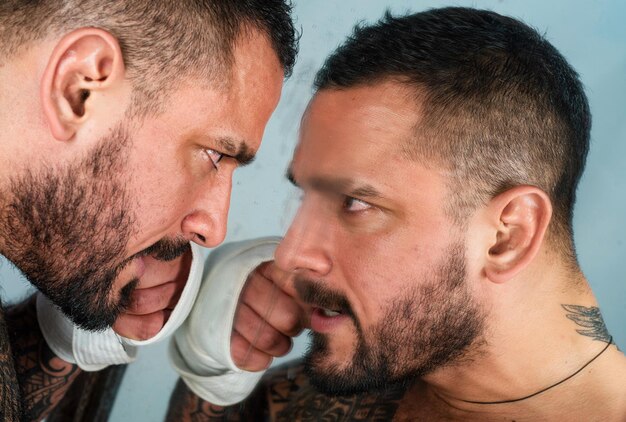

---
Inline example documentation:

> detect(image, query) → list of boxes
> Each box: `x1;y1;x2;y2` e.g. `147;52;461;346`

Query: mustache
294;277;354;318
139;237;191;261
113;237;190;285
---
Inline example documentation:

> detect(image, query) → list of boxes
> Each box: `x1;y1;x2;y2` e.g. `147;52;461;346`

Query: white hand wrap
37;242;205;371
169;237;280;406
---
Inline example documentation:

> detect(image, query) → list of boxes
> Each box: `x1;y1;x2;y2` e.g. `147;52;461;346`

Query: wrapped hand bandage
37;242;205;371
169;237;280;406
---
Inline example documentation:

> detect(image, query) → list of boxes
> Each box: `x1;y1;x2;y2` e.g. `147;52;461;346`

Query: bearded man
166;7;626;421
0;1;299;420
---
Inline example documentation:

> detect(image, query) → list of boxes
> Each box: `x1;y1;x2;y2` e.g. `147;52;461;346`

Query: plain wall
0;1;624;420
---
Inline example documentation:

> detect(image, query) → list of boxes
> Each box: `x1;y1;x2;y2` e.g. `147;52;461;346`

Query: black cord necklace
460;337;613;405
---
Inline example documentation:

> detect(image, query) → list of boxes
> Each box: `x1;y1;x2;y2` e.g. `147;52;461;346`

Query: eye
342;196;372;213
205;149;224;169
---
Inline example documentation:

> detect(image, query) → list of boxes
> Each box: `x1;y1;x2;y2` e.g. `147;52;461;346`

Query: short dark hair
315;7;591;259
0;0;298;116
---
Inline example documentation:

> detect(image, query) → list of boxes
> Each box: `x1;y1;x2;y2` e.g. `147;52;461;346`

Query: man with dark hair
0;1;298;420
167;7;626;420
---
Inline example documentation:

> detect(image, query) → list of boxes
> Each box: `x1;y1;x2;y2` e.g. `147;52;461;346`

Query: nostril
196;234;206;243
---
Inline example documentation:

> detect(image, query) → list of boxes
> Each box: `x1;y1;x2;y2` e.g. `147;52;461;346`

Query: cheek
124;166;198;236
344;227;421;281
339;227;452;325
129;139;195;203
340;234;416;322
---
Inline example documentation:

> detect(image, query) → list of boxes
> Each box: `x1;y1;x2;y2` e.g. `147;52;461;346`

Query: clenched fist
169;237;305;406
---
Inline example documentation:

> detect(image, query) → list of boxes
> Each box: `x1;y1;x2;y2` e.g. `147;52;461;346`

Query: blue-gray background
0;1;623;420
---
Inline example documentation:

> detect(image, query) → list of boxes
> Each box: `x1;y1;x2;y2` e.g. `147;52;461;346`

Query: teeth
321;308;341;317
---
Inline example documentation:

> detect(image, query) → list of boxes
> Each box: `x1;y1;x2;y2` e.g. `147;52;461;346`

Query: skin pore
275;80;488;392
269;81;626;420
0;21;287;420
295;240;484;396
0;29;284;331
1;121;193;330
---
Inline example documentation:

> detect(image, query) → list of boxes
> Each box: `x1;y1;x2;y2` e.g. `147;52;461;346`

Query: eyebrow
286;168;383;199
216;136;256;167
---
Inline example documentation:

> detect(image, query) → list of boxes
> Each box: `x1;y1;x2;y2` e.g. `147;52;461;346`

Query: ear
41;28;125;141
484;186;552;284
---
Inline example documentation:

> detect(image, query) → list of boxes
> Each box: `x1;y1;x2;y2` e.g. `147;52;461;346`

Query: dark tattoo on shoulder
166;378;269;421
278;389;405;422
266;362;407;422
0;304;22;421
562;304;611;342
166;379;234;422
5;295;80;421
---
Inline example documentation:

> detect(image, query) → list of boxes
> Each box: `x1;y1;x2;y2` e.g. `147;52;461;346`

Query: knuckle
260;330;292;356
140;314;164;340
231;349;244;366
261;355;273;370
248;353;272;372
281;310;303;335
230;332;250;364
258;331;283;352
233;306;254;330
130;292;152;314
239;285;254;304
276;338;293;357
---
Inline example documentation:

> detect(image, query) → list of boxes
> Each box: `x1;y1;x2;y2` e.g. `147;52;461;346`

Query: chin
303;333;366;396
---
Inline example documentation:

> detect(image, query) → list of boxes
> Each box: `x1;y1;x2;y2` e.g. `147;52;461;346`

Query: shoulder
0;304;21;420
240;358;307;418
250;359;409;421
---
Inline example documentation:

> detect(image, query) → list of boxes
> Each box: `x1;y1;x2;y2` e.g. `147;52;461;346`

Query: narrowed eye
205;149;224;169
343;196;371;213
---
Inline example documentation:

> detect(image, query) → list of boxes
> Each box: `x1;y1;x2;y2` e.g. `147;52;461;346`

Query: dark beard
0;124;188;331
299;243;485;396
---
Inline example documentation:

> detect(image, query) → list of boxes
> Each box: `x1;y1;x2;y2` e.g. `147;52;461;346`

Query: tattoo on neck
562;304;611;342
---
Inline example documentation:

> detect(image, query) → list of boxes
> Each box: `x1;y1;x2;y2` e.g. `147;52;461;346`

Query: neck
412;267;626;420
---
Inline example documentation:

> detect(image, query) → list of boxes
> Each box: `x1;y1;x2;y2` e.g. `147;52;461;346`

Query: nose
275;201;333;277
181;176;231;248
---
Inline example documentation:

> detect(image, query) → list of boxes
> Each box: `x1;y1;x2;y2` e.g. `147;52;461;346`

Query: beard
0;124;190;331
297;242;485;396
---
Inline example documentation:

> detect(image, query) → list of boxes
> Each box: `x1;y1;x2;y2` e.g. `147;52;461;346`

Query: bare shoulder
0;304;21;420
258;359;410;421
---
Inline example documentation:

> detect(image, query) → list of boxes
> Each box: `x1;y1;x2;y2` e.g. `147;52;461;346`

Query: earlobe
484;186;552;284
41;28;125;141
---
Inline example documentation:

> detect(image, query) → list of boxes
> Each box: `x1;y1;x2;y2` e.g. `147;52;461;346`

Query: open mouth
319;307;342;317
310;306;349;333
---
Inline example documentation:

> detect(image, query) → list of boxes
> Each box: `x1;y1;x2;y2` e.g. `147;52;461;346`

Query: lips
293;278;353;332
310;306;350;333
